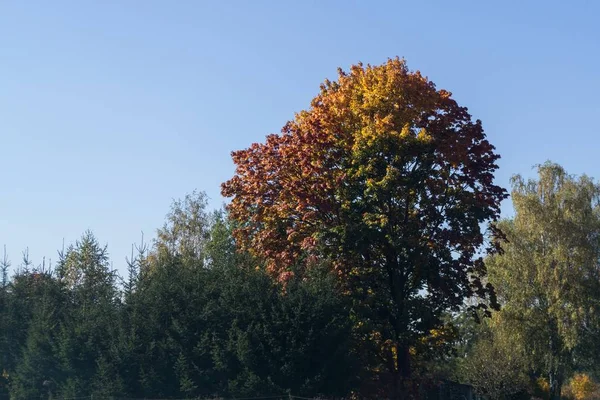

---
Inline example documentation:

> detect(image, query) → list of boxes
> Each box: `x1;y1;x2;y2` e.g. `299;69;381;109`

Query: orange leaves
221;57;507;295
564;373;600;400
221;58;508;395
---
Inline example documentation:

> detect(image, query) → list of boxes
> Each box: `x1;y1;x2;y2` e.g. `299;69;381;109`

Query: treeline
4;164;600;400
3;59;600;400
0;193;360;399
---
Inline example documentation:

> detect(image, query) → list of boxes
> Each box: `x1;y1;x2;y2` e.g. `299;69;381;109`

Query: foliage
535;377;551;399
9;272;64;400
459;314;529;400
222;57;507;395
154;190;211;264
563;373;600;400
487;162;600;399
0;255;56;399
0;193;360;399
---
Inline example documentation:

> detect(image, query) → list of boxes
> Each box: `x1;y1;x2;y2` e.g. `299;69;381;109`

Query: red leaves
221;58;507;295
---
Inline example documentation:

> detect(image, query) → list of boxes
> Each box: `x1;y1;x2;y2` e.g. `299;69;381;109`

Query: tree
10;272;64;400
487;162;600;400
204;260;359;398
154;190;210;265
0;247;10;399
222;58;506;397
115;236;149;398
0;253;53;397
459;314;529;400
116;197;358;399
55;231;122;398
1;247;8;288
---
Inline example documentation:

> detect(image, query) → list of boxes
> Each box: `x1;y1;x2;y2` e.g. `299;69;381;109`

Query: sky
1;0;599;274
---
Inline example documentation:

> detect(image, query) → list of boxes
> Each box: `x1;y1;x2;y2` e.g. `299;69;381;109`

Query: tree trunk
548;320;562;400
394;345;412;400
549;369;562;400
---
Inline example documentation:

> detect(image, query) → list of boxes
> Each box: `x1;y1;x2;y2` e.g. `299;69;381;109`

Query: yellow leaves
374;114;395;134
399;123;412;139
391;343;398;368
428;328;445;338
364;214;388;228
417;128;432;143
224;55;504;291
564;373;600;400
418;326;454;346
538;377;550;391
355;126;379;148
538;373;600;400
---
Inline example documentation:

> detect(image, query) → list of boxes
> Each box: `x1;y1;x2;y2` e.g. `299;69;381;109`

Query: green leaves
484;162;600;398
223;58;507;394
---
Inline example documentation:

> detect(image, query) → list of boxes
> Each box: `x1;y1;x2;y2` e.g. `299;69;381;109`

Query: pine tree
55;231;122;398
10;272;63;400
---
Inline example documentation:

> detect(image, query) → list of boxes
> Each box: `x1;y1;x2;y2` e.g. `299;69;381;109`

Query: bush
563;373;600;400
459;316;529;400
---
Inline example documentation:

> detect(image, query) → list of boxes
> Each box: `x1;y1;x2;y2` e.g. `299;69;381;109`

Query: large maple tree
222;58;506;397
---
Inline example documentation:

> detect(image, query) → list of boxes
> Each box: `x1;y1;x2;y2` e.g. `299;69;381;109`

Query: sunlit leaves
222;58;506;390
487;162;600;398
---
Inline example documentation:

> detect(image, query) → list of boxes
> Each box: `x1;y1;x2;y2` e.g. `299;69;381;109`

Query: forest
2;59;600;400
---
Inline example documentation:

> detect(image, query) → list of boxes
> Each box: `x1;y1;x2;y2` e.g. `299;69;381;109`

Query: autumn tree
487;162;600;400
222;58;506;398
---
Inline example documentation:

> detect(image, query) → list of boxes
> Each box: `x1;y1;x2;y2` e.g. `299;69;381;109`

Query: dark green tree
55;231;122;398
10;271;64;400
0;252;51;396
0;248;10;399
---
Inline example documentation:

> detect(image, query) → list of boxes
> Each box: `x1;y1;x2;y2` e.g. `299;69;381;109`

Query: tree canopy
222;58;507;397
485;162;600;399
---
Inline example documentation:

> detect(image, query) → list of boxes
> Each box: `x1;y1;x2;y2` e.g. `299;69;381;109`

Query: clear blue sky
1;1;599;274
